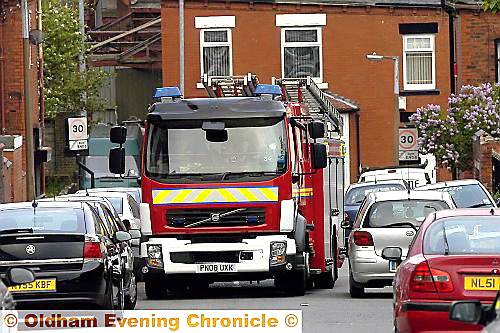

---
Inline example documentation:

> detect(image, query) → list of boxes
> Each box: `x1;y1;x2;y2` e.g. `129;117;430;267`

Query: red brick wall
473;135;500;193
458;9;500;86
161;2;451;182
0;0;40;200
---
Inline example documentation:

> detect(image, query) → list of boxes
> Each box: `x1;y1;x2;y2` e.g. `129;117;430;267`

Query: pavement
136;266;394;333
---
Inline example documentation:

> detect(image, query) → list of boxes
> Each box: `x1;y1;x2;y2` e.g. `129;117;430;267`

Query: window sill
400;89;440;96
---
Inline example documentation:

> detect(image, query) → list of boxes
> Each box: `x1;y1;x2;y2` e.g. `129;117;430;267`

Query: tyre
281;253;307;296
125;274;137;309
144;274;168;300
349;269;365;298
314;268;335;289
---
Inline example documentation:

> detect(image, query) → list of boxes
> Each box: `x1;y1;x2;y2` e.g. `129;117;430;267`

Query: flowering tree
410;83;500;174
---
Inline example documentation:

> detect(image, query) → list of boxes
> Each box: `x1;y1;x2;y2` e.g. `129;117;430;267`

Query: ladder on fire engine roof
201;73;259;98
274;77;343;136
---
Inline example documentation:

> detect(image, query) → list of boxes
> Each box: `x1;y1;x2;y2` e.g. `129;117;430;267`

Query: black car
0;201;139;309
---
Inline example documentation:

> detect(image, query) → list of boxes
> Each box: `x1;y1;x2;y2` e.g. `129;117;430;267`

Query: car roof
83;191;128;199
79;187;140;193
0;201;86;211
349;179;407;189
367;190;451;202
415;179;482;190
434;208;500;219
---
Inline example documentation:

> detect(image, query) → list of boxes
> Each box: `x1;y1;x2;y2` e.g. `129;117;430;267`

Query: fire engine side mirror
109;147;126;174
311;143;327;169
110;126;127;144
308;121;325;139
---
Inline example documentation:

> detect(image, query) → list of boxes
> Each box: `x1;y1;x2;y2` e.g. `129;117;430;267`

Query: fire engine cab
108;74;345;298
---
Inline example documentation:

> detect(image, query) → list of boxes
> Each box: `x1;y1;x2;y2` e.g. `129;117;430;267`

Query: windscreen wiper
0;228;34;235
385;222;418;232
220;171;279;181
469;202;492;208
442;222;450;255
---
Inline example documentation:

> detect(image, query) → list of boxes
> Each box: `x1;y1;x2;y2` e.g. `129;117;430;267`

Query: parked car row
343;169;499;333
0;187;142;310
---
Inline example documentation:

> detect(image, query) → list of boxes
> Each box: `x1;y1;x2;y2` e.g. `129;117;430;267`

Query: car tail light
353;231;374;246
410;261;453;293
84;235;102;261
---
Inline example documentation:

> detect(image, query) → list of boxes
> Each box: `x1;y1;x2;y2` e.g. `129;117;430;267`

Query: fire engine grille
166;208;265;227
170;251;240;264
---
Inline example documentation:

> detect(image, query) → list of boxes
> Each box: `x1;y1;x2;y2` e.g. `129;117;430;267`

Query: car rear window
345;184;406;205
364;200;449;228
107;197;124;215
432;184;493;208
424;216;500;255
0;208;86;234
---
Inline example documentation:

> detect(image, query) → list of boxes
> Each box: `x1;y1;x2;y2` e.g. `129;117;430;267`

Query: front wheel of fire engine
145;274;168;300
281;253;307;296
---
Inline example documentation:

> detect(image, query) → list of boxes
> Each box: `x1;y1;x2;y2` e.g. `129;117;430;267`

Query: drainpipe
0;19;5;134
355;111;361;178
442;0;457;94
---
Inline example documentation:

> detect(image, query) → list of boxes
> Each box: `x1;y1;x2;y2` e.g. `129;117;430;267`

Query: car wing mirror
381;247;403;262
7;267;35;286
128;229;142;239
114;230;132;243
340;220;353;229
449;301;482;324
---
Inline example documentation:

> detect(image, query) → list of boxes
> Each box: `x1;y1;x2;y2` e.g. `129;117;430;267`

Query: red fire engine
109;74;346;298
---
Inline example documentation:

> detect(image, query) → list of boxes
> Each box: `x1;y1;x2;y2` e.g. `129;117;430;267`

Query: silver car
344;190;455;298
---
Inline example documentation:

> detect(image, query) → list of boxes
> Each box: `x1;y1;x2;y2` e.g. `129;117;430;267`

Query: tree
410;83;500;175
43;0;108;118
483;0;500;13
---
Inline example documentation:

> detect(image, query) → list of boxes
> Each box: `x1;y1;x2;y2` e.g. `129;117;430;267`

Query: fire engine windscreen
146;118;288;179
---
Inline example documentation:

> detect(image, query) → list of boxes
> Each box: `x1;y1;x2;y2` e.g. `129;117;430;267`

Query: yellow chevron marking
153;190;170;204
218;188;238;202
260;188;278;201
192;189;212;203
171;189;193;203
238;188;259;202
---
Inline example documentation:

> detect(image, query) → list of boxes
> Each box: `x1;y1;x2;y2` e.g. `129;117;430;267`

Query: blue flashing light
254;84;282;97
154;87;182;99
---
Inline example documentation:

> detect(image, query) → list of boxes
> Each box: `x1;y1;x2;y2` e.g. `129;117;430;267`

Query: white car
77;187;141;205
415;179;497;208
75;191;141;230
359;167;434;189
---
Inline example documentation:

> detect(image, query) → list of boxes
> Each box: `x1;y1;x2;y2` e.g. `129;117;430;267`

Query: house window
281;27;322;80
200;29;232;77
403;34;436;90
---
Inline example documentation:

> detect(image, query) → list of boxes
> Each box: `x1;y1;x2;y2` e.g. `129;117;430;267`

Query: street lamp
366;52;401;165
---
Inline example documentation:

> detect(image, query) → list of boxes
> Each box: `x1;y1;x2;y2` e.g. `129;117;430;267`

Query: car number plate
8;279;56;293
464;276;500;291
196;264;237;274
389;261;398;273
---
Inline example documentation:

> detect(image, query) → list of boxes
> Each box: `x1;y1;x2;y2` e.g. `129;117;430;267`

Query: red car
390;208;500;333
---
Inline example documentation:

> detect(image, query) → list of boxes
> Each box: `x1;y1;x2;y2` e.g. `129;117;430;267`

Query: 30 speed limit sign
399;128;418;161
67;117;88;151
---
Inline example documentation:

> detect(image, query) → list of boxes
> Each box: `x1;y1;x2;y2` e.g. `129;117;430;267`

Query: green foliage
43;0;108;118
483;0;500;13
411;83;500;173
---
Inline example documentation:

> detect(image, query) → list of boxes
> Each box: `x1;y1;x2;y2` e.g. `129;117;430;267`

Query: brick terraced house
161;0;457;184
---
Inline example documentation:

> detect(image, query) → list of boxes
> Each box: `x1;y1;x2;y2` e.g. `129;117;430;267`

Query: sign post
66;117;93;188
398;128;418;162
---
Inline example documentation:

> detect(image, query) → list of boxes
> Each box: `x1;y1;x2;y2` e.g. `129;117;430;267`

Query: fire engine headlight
147;244;163;268
270;242;287;266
